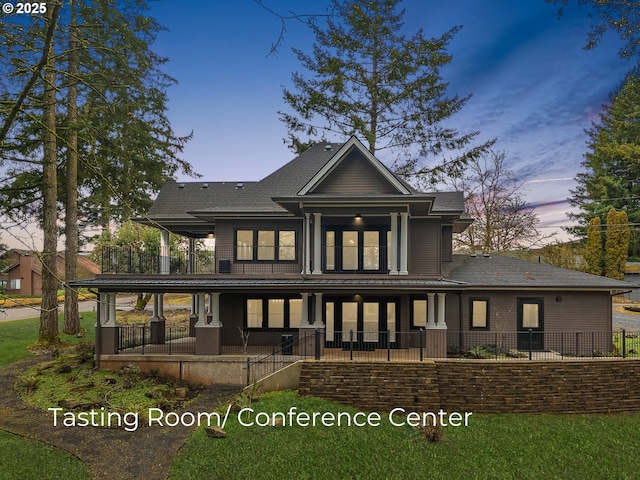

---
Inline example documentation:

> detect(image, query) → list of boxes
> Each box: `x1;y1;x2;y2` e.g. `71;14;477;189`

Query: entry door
324;297;399;349
517;298;544;350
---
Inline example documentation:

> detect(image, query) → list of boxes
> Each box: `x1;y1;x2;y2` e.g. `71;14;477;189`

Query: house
76;137;637;364
0;249;99;296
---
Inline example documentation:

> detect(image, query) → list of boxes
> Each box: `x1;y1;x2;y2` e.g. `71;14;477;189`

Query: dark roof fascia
273;195;435;217
187;210;298;220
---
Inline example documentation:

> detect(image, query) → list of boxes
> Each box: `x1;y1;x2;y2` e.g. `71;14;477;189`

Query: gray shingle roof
443;254;637;290
148;140;465;218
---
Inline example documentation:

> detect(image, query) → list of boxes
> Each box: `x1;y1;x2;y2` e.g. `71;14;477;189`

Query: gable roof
298;137;411;195
141;137;468;234
443;254;637;291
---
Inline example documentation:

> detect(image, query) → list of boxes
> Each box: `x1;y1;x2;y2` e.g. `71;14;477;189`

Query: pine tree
280;0;493;186
569;69;640;258
605;208;630;280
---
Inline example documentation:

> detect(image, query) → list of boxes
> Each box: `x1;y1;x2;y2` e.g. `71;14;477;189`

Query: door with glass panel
323;227;387;272
517;298;544;350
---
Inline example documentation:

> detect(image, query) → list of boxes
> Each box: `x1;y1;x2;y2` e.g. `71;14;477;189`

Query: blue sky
148;0;632;240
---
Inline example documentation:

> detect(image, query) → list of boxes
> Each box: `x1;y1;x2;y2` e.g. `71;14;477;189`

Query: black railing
100;245;301;275
447;330;640;360
118;325;192;354
113;326;640;362
245;330;318;385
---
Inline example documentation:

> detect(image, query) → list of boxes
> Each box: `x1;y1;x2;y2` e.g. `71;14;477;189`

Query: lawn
0;430;90;480
171;390;640;480
0;313;96;366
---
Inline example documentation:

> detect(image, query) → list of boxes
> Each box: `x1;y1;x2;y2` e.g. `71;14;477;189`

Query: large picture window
245;297;304;329
235;229;297;262
323;226;388;273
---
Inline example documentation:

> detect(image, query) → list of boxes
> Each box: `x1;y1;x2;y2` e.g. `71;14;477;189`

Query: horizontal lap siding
408;219;440;275
312;150;398;194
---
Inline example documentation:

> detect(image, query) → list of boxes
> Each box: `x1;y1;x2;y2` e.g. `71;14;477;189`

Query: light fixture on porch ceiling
354;213;363;220
207;232;214;238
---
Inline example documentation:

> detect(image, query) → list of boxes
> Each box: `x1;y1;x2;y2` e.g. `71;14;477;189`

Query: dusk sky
148;0;632;242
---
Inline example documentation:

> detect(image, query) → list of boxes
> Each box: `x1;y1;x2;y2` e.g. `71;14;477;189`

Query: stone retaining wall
297;359;640;413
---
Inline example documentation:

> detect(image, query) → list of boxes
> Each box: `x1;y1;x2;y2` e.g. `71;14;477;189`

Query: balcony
99;245;302;275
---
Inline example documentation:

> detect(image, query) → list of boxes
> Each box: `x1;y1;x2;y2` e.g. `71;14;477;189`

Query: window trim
244;297;304;330
469;297;490;330
235;229;298;263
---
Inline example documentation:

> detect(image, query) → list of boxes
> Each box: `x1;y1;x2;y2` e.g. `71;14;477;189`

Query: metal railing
100;245;302;275
118;325;192;354
113;326;640;363
446;329;640;360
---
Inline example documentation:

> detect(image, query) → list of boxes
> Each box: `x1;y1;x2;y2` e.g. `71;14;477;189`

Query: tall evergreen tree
585;216;603;275
605;208;630;280
0;0;196;341
280;0;493;186
569;69;640;258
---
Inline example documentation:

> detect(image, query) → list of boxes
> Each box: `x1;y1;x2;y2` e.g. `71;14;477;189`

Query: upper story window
236;229;297;262
324;226;388;273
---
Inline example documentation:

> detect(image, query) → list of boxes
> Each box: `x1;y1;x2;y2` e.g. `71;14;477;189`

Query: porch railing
100;245;302;275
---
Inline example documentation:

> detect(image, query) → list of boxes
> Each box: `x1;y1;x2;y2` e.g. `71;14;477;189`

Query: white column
436;293;447;329
314;292;324;326
209;292;221;327
98;293;106;325
389;212;398;275
400;212;408;275
151;294;159;321
196;292;206;326
300;293;310;326
105;293;118;326
312;213;322;274
304;213;311;275
426;293;436;329
160;230;170;274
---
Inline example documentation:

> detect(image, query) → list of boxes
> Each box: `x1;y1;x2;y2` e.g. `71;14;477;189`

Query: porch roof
71;276;466;293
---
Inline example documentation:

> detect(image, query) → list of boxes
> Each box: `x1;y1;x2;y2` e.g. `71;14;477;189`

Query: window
278;231;296;261
412;299;427;327
237;230;253;261
522;303;539;328
325;231;335;270
470;298;489;329
268;299;285;328
246;298;303;329
258;231;275;260
236;229;297;261
247;299;263;328
9;278;21;290
363;231;379;270
342;231;358;270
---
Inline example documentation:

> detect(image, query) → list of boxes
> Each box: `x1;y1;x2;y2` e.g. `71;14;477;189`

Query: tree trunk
64;0;80;335
39;3;60;343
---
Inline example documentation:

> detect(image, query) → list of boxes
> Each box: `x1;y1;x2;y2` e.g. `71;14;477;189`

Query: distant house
0;249;99;296
74;137;636;362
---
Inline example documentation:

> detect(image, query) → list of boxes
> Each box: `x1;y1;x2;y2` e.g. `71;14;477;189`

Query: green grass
0;430;90;480
0;313;96;366
170;390;640;480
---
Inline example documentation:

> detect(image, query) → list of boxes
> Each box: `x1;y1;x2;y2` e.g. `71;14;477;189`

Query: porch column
196;292;222;355
314;292;324;326
99;292;107;325
208;292;222;327
106;293;117;327
389;212;398;275
188;237;196;274
160;230;170;274
426;293;436;329
300;293;311;326
189;294;198;336
150;293;166;344
100;293;119;354
399;212;408;275
304;213;311;274
312;213;322;274
196;292;206;326
436;293;447;329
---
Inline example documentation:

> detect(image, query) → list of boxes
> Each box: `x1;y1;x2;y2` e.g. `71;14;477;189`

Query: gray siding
441;226;453;263
408;219;440;275
312;150;398;194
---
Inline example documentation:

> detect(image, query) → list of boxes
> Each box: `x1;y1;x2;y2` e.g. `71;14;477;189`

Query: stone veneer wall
297;360;640;414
